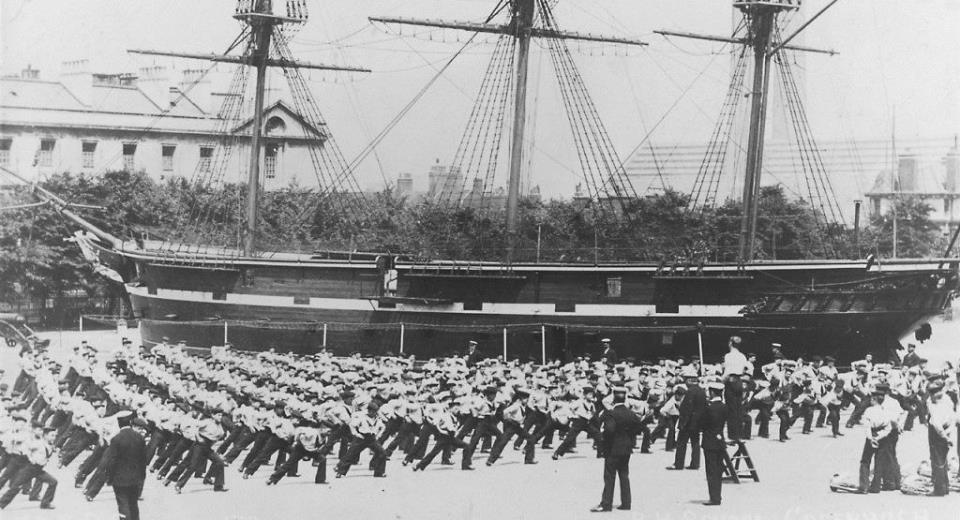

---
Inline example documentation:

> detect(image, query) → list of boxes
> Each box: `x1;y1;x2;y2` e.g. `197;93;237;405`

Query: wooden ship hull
102;242;957;362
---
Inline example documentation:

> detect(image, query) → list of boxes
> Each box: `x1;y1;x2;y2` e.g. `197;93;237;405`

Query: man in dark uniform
465;341;483;367
900;343;921;368
591;386;641;513
667;371;706;470
101;410;147;520
700;381;728;506
600;339;618;366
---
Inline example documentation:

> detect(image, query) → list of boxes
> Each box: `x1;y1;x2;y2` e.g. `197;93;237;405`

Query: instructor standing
591;386;641;513
101;410;147;520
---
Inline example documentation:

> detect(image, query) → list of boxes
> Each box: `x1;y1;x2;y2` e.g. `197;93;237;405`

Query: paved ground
1;329;957;520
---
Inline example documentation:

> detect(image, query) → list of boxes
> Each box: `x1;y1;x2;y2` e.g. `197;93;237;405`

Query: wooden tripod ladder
722;440;759;483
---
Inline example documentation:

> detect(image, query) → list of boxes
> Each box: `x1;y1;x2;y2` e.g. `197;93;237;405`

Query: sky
2;0;959;197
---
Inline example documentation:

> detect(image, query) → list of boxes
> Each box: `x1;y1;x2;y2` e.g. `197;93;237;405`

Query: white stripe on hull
126;285;745;318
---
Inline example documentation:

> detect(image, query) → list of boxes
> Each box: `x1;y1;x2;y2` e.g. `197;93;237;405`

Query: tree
862;196;945;258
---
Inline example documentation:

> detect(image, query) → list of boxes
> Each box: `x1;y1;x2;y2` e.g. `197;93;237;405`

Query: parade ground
2;329;957;520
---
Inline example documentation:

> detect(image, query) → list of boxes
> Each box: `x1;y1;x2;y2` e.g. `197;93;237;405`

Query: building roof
0;78;319;141
866;159;947;196
0;78;86;111
232;100;327;140
87;84;162;114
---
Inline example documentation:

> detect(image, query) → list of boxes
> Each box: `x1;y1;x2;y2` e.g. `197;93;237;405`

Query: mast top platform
734;0;800;11
234;0;307;25
232;12;304;25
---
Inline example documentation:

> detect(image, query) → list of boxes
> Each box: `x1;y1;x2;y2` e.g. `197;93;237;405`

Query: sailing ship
10;0;959;362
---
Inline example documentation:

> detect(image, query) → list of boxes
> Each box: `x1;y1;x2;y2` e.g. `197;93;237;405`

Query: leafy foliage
0;170;945;314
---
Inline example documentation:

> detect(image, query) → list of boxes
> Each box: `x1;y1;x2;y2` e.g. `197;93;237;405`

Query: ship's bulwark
123;255;957;364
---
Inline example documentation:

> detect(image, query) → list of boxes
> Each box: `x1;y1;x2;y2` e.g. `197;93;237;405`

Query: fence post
223;321;228;345
502;327;508;360
322;323;328;347
79;315;83;333
541;325;546;365
399;323;405;354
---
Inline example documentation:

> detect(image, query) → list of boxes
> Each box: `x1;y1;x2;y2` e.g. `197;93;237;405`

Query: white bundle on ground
900;473;934;495
829;473;861;493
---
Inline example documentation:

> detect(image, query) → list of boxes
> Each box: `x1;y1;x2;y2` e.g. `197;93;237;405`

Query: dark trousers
269;443;326;484
417;433;467;470
113;485;140;520
243;435;288;476
218;425;250;456
60;429;96;467
815;403;828;428
385;421;419;457
239;430;272;470
178;442;225;489
464;420;501;468
0;455;27;489
145;428;168;464
703;448;723;504
858;439;883;493
777;408;792;441
650;415;678;450
158;437;192;478
336;435;386;477
76;443;106;485
751;401;771;438
487;421;529;463
404;423;439;464
524;419;559;463
222;427;254;463
928;426;950;495
847;395;871;427
514;410;547;449
827;404;841;436
554;418;600;458
600;454;631;509
82;464;110;499
318;425;352;461
798;403;814;433
673;426;700;469
879;432;900;490
723;378;743;441
0;464;56;509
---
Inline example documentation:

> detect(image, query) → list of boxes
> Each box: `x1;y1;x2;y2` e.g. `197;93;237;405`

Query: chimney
137;65;171;107
60;60;92;104
396;172;414;195
179;68;210;114
20;65;39;80
168;86;182;109
944;137;960;194
896;152;917;193
118;73;138;88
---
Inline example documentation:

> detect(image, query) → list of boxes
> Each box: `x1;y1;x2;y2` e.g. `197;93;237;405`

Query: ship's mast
736;0;796;262
129;0;370;256
505;0;535;262
243;7;276;256
371;0;646;263
657;0;839;261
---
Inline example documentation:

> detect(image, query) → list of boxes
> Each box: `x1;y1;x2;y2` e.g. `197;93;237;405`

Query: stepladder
722;440;759;483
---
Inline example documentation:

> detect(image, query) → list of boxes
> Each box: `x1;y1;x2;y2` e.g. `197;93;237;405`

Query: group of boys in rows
1;335;958;515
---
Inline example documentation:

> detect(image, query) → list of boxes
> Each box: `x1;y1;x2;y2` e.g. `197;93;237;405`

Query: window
0;138;10;166
81;141;97;169
944;198;951;214
199;146;213;172
605;276;622;298
162;145;175;172
37;138;55;167
122;143;137;171
264;143;279;179
873;198;881;217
